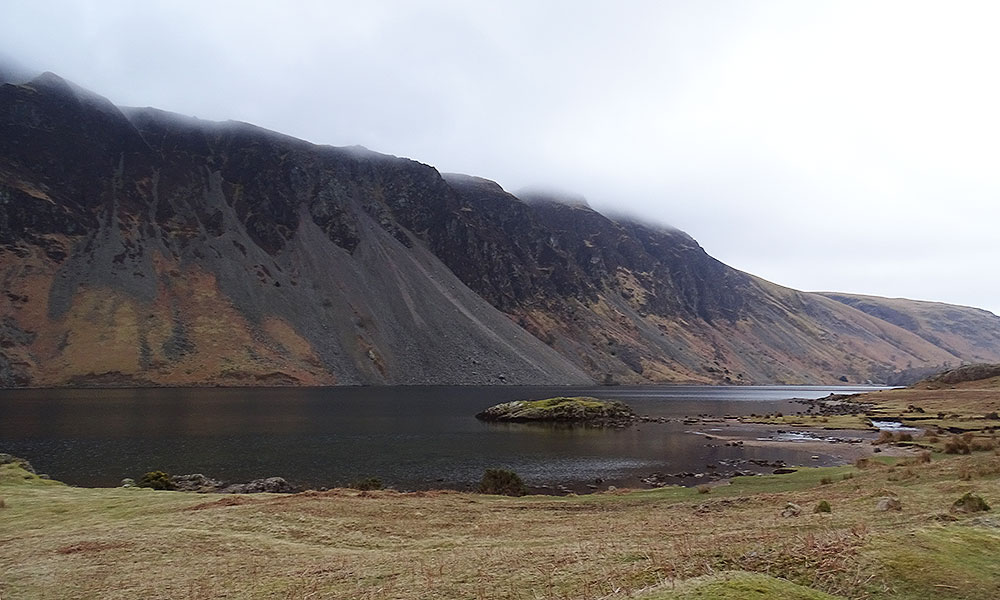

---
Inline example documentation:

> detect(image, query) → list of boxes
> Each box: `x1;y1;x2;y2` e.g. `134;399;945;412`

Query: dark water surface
0;385;882;490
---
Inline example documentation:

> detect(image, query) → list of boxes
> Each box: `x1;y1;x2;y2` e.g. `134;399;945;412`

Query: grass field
2;448;998;599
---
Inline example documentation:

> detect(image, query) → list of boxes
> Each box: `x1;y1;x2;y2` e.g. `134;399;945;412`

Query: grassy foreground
2;448;999;599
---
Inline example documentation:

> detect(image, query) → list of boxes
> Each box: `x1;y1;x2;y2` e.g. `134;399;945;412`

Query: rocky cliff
2;73;999;386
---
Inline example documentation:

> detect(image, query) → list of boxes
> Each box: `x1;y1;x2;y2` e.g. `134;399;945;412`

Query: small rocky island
476;396;637;426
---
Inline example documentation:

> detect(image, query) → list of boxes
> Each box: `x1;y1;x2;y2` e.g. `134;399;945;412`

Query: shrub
814;500;832;513
874;431;894;445
944;436;971;455
478;468;527;496
896;432;913;442
137;470;175;490
820;476;834;485
971;438;997;452
350;477;383;491
903;451;932;467
952;492;991;513
696;484;711;494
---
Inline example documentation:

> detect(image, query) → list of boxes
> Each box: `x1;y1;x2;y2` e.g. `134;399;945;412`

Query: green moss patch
865;526;1000;600
640;571;846;600
0;462;63;487
476;396;636;423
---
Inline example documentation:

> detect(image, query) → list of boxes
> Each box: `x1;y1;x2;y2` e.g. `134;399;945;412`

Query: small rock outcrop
0;454;35;474
781;502;802;517
171;474;224;492
876;496;903;511
220;477;297;494
951;492;990;514
476;397;637;425
139;473;301;494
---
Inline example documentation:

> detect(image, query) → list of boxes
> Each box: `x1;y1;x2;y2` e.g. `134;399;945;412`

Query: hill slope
0;73;590;386
2;73;999;386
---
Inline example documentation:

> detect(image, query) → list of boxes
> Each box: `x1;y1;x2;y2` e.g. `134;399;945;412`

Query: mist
2;0;998;315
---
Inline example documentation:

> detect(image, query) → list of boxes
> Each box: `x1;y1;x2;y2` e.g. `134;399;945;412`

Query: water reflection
0;385;882;489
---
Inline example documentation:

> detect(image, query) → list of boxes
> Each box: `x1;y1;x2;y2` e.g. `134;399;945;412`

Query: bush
478;468;527;496
814;500;832;513
137;470;175;490
874;431;894;445
952;492;991;513
820;476;834;485
971;439;997;452
696;484;711;494
350;477;383;491
888;467;917;482
944;436;971;455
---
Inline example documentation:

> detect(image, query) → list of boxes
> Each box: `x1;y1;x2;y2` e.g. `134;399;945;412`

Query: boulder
221;477;296;494
951;492;990;514
781;502;802;517
876;496;902;511
171;473;224;492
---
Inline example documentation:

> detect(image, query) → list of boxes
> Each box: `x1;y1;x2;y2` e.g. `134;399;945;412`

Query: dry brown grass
859;383;1000;435
2;452;999;600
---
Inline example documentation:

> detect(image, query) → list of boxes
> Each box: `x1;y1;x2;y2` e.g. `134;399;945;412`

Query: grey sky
3;1;998;315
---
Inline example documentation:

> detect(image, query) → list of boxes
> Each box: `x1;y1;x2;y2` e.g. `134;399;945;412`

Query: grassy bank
2;447;998;599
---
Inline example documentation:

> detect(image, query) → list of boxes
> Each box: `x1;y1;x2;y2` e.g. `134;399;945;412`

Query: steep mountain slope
0;73;591;386
437;178;998;384
2;73;999;387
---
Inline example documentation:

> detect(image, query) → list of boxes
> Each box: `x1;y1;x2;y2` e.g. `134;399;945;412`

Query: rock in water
476;397;637;425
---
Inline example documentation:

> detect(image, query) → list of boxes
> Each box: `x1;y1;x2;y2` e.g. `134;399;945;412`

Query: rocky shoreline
120;473;300;494
476;396;639;426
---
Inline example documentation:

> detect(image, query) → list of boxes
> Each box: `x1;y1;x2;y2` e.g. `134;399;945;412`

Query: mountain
2;73;999;387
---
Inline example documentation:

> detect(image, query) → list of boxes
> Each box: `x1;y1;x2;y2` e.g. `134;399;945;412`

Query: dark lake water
0;385;882;491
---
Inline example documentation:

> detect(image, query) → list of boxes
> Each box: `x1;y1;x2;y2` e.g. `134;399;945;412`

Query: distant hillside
821;293;1000;362
2;72;1000;386
915;363;1000;388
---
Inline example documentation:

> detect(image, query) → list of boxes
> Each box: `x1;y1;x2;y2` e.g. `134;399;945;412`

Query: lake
0;385;882;491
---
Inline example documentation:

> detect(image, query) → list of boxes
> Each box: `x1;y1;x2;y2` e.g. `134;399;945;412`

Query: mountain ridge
2;72;999;387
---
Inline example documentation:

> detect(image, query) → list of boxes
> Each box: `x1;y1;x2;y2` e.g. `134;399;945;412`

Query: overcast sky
3;1;998;315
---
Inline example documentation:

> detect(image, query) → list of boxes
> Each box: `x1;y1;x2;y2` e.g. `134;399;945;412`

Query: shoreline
3;418;919;497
